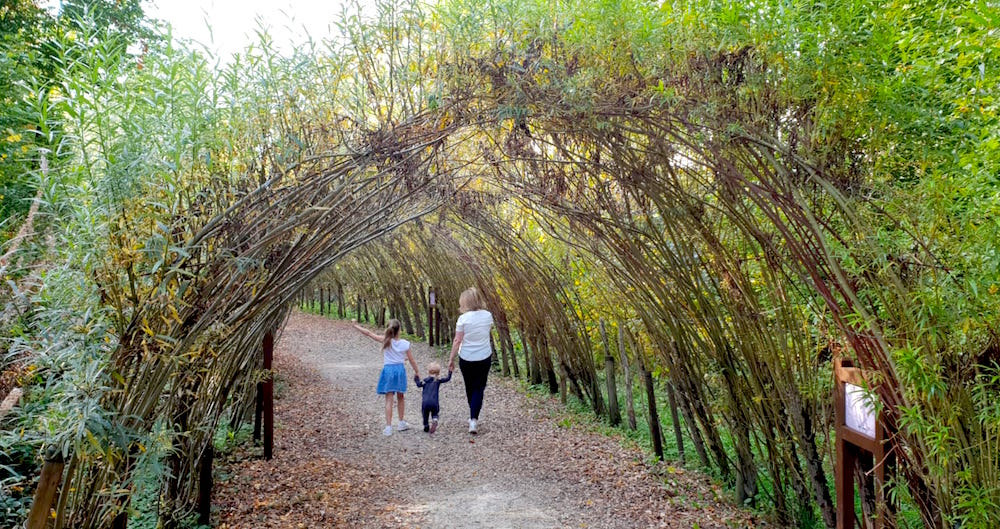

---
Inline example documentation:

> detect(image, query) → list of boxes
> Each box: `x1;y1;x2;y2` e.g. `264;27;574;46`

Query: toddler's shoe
383;425;393;436
397;420;411;432
423;424;430;432
430;417;439;434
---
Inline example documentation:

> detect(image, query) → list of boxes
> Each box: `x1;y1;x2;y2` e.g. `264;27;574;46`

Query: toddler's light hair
427;362;442;375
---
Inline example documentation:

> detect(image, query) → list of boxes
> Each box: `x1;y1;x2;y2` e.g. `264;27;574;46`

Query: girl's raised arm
353;323;380;342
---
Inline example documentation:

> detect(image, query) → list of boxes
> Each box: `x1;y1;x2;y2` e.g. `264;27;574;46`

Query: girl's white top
384;338;410;365
456;309;494;361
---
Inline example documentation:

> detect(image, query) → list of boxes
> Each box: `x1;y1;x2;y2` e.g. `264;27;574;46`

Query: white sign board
844;383;876;439
429;292;436;306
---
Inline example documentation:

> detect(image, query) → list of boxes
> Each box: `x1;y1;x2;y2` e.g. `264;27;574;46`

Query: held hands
413;375;420;383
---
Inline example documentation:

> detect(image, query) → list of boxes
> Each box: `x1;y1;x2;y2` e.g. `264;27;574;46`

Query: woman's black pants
459;357;491;420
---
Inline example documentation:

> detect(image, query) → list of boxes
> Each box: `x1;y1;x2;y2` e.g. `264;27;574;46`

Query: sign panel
429;291;436;306
844;383;876;439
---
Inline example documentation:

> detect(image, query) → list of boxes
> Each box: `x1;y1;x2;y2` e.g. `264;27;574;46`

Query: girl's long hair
382;319;401;350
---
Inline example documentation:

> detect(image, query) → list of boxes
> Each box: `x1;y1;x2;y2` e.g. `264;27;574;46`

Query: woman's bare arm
447;331;464;372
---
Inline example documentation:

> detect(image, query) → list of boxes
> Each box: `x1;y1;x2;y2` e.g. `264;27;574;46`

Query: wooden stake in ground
263;332;275;460
618;325;637;430
599;319;621;426
638;350;664;461
26;448;64;529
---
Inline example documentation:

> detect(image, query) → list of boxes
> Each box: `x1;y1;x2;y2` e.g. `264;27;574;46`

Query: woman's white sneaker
468;418;478;434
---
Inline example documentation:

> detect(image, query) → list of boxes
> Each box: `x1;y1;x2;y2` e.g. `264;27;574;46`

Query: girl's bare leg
397;393;405;420
385;394;394;426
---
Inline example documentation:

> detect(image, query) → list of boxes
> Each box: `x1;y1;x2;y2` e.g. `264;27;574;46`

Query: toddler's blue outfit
414;371;452;431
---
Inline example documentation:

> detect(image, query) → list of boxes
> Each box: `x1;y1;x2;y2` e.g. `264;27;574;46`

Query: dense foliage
1;0;998;527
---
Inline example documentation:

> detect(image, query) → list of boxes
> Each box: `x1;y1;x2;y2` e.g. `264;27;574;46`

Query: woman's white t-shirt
384;338;410;365
456;310;494;361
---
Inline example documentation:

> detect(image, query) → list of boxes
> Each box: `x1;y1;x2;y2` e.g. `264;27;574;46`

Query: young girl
354;319;420;436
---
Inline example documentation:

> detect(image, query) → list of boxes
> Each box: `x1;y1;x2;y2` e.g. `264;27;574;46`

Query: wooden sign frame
834;358;895;529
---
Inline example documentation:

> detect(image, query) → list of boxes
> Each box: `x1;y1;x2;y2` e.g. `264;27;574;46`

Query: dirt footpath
214;311;762;528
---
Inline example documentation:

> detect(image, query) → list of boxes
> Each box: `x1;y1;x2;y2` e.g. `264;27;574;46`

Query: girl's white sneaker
383;425;393;436
397;420;411;431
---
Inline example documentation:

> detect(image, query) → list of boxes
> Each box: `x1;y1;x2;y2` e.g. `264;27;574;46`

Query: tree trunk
497;317;518;378
791;396;836;528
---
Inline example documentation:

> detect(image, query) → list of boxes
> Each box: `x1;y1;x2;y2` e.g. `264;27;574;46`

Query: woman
447;287;494;434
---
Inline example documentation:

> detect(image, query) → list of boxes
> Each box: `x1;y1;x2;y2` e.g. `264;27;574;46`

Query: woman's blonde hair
458;287;487;313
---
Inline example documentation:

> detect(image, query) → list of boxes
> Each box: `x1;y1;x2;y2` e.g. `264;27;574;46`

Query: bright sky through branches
147;0;350;58
42;0;351;59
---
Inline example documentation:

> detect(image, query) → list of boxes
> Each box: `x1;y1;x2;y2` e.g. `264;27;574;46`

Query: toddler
414;362;452;433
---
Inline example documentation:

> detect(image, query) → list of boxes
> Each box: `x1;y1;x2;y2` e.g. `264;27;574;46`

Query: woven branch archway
28;1;992;527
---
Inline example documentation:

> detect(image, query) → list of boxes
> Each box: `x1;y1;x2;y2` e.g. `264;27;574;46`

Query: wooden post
666;381;685;463
111;508;128;529
435;301;443;346
639;354;664;461
263;332;274;460
524;331;541;385
559;365;568;404
496;329;510;376
834;361;856;529
618;326;637;430
26;447;64;529
197;444;214;525
428;287;436;346
599;319;621;426
835;358;893;529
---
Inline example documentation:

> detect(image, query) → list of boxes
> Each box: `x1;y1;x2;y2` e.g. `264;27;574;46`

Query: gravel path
215;311;762;528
